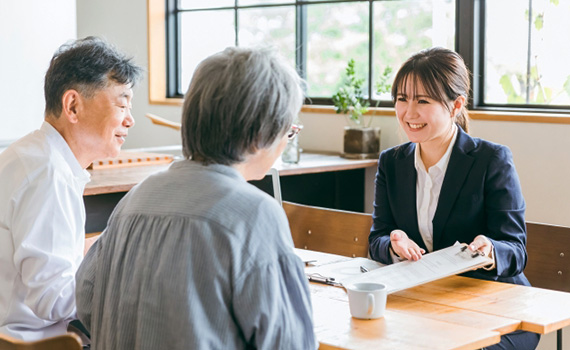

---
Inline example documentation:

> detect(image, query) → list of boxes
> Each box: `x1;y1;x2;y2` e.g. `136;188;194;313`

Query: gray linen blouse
76;160;316;350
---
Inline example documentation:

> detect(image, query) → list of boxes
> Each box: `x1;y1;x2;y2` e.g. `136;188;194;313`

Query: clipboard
343;243;494;294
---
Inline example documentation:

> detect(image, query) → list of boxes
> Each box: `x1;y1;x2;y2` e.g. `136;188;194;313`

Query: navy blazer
369;126;530;286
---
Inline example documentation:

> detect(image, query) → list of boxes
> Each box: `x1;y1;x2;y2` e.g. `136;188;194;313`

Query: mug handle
367;293;375;315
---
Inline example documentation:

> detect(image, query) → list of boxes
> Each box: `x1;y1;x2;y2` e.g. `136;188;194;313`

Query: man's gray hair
181;46;304;165
44;36;142;118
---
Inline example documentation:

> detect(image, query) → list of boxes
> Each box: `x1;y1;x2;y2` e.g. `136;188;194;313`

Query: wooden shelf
85;152;377;196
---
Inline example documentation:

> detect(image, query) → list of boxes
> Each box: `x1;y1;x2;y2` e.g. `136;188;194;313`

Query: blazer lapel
394;144;425;250
432;128;476;248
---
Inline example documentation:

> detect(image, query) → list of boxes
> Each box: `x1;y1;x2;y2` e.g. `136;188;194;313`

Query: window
481;0;570;110
164;0;570;113
168;0;455;107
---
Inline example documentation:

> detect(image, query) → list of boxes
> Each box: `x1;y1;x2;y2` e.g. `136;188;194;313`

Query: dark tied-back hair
44;36;143;117
391;47;471;133
182;46;304;165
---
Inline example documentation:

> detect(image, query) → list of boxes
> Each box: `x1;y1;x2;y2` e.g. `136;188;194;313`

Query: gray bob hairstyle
181;46;304;165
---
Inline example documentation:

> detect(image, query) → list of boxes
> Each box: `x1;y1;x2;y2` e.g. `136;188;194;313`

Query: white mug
345;282;387;319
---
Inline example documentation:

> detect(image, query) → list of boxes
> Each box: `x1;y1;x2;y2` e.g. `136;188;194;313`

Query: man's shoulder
0;133;69;192
2;130;50;166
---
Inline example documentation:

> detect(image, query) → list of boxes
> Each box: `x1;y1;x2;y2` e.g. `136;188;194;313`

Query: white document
305;257;385;285
294;248;350;267
342;243;493;294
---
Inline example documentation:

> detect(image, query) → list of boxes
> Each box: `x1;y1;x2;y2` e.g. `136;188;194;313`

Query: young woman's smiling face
394;76;455;147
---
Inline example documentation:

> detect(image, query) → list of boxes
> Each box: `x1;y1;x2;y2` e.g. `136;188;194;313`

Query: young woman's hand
468;235;493;257
390;230;426;261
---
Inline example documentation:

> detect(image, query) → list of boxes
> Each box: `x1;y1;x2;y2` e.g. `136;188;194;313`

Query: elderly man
76;47;316;350
0;37;142;340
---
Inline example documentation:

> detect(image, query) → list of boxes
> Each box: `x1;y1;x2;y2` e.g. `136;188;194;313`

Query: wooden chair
283;201;372;258
0;333;82;350
525;221;570;350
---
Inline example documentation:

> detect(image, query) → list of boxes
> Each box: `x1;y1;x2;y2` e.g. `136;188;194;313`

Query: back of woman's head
391;47;471;133
181;47;304;165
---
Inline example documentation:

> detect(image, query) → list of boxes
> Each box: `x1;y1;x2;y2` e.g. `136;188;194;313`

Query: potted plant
332;59;391;159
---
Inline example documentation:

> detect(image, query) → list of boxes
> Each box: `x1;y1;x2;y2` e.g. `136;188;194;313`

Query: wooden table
307;251;570;350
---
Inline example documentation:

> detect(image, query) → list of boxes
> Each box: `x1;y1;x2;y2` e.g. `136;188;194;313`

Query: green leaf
563;76;570;97
536;89;545;103
551;0;559;6
499;74;516;97
534;14;544;30
544;87;553;102
375;66;393;95
530;66;540;81
332;59;369;127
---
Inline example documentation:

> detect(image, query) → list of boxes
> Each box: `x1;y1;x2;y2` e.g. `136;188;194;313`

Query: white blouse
414;124;458;252
390;124;457;262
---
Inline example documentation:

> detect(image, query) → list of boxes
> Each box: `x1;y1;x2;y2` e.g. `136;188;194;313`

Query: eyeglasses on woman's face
287;124;303;140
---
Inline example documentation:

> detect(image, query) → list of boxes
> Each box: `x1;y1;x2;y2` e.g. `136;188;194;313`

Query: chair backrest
0;333;82;350
283;201;372;258
525;221;570;292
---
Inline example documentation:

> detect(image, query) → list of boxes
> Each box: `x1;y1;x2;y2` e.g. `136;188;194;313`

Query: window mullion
455;0;482;109
296;1;307;84
166;0;181;97
235;0;239;47
525;0;533;104
368;0;374;104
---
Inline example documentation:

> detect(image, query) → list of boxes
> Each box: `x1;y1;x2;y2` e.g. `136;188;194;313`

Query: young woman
368;47;539;350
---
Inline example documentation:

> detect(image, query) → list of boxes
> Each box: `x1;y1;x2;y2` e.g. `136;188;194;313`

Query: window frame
148;0;570;123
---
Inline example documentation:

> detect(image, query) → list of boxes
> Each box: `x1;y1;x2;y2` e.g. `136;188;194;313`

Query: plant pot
341;126;381;159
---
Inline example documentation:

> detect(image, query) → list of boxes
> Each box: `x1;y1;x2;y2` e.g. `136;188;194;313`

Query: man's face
76;83;135;162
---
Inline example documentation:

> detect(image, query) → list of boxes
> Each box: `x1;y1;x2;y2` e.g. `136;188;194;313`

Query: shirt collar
41;121;91;183
414;123;458;174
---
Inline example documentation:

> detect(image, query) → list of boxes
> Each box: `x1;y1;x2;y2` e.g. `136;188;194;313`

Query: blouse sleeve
75;238;99;332
232;253;317;350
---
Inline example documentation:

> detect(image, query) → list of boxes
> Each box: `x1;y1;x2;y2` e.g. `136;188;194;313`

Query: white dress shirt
0;122;90;340
414;125;458;252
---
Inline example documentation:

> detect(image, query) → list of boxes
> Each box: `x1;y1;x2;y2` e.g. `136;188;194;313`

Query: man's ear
61;90;81;123
452;95;466;117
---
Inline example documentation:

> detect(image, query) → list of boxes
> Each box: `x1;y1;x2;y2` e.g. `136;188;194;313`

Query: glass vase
281;136;300;164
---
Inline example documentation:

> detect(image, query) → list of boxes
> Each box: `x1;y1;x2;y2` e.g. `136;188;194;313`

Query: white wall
76;0;184;151
0;0;76;146
76;0;570;228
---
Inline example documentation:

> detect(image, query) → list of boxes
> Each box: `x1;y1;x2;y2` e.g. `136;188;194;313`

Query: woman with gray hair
75;47;316;350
